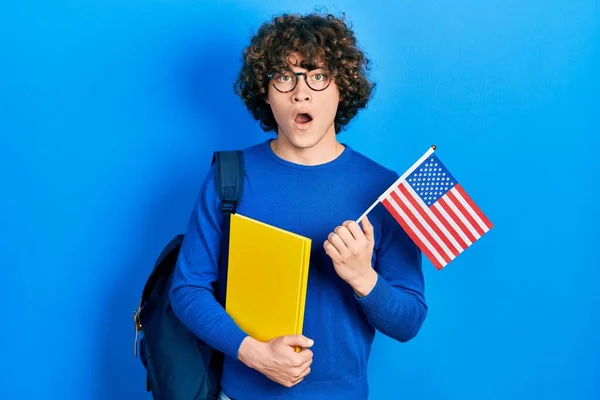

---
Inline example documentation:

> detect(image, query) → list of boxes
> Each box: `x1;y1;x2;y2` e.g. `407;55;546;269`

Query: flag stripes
382;181;492;270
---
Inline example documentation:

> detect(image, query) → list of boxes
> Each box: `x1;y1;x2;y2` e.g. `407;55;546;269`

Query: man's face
266;53;340;150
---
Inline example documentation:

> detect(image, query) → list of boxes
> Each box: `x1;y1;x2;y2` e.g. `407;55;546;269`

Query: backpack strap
212;150;245;307
132;151;244;359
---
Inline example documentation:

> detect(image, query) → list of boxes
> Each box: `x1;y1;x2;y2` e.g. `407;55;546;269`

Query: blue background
1;0;598;399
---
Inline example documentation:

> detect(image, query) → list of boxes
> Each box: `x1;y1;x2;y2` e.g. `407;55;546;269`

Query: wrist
238;336;266;370
350;268;378;298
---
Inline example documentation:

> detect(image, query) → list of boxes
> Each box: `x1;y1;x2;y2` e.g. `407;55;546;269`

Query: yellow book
225;213;311;345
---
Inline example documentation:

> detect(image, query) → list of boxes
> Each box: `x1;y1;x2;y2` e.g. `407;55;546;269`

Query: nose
293;76;312;102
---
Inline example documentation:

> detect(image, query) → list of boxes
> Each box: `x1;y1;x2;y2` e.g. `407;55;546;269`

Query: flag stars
410;157;457;204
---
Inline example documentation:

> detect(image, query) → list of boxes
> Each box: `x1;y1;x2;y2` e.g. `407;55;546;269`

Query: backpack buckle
221;200;236;214
133;309;142;331
133;304;144;358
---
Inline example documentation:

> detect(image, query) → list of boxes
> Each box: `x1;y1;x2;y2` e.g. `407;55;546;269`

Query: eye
311;71;329;82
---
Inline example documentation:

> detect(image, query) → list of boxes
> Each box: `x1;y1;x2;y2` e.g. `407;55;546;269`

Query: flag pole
356;145;437;224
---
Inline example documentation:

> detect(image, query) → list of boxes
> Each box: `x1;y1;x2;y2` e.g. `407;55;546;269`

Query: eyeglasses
266;68;332;93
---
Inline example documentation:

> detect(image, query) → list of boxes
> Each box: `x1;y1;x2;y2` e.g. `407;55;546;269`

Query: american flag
378;148;492;270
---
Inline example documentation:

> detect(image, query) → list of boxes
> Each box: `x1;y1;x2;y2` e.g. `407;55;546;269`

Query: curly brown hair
233;12;375;133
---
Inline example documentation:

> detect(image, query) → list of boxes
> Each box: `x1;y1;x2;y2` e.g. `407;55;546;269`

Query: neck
270;125;345;166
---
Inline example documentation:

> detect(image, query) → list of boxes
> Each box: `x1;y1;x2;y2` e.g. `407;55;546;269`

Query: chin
289;134;325;150
286;128;326;147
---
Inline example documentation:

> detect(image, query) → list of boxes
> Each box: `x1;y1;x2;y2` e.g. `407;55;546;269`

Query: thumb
361;215;374;243
283;334;314;348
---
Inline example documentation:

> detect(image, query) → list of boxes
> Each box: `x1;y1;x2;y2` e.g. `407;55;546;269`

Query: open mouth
294;113;313;126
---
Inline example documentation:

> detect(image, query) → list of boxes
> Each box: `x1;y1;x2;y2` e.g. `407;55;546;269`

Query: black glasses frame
266;69;332;93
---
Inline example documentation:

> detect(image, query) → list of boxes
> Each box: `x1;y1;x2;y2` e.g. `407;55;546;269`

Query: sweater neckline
261;138;353;170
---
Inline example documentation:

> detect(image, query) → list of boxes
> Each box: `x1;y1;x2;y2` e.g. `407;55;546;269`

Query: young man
169;12;427;400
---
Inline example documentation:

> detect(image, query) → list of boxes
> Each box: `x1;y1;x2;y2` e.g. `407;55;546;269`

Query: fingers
296;348;313;365
342;220;363;240
325;221;369;258
361;215;374;243
335;224;355;244
323;239;342;263
282;334;314;349
298;366;311;380
289;355;313;384
265;335;315;389
285;366;311;387
298;354;314;370
291;364;312;384
327;231;350;257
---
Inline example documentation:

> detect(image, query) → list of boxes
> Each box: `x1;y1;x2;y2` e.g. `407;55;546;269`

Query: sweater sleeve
355;205;428;342
169;165;249;360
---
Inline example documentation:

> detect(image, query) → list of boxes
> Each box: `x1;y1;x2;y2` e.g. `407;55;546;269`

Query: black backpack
133;150;244;399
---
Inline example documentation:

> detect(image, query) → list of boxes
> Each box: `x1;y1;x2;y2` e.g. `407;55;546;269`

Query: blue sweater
169;139;427;400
